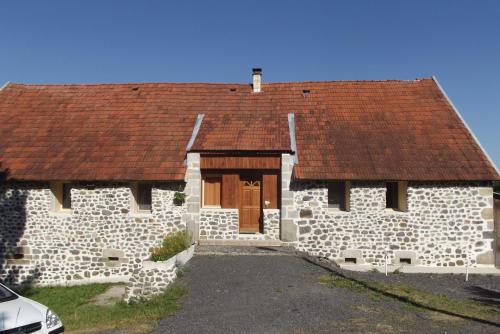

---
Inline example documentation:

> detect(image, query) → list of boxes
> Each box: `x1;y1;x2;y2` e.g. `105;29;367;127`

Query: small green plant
151;230;191;262
173;191;186;206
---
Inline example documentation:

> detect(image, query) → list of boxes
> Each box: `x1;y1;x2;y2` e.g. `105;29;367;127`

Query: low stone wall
125;245;194;302
293;181;494;267
199;208;281;240
263;209;280;240
199;209;239;240
0;182;186;286
125;258;178;302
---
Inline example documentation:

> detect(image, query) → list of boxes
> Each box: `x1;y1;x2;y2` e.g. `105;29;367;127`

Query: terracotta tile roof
0;79;497;181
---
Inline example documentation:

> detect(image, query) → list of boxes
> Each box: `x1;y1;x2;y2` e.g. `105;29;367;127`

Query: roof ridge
6;77;433;87
7;82;251;87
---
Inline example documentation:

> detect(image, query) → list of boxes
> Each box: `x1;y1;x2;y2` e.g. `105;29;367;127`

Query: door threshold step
198;239;284;247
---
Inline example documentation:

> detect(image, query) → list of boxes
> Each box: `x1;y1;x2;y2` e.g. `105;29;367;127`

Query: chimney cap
252;68;262;75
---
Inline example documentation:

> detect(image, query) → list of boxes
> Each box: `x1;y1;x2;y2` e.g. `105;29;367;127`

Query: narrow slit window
134;183;153;212
51;182;73;211
62;183;72;209
203;176;222;207
386;182;398;209
328;181;349;211
386;181;407;211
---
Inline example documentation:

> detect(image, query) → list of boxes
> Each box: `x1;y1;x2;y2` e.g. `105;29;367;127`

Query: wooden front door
239;176;262;233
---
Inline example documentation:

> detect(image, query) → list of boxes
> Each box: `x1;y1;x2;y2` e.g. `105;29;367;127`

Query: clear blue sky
1;1;499;168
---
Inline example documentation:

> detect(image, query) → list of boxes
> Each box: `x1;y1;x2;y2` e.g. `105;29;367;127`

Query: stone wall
263;209;280;240
199;209;239;240
184;153;201;243
0;182;186;286
293;181;494;267
280;153;298;242
125;258;178;302
199;208;281;240
495;196;500;268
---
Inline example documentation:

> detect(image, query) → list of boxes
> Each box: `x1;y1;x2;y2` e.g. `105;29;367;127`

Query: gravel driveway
153;250;499;334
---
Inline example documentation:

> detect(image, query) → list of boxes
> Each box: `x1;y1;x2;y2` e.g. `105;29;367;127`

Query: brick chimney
252;68;262;93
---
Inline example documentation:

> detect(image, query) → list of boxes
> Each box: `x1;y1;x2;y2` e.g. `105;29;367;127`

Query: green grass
319;274;366;292
319;273;500;323
151;230;191;262
16;283;187;334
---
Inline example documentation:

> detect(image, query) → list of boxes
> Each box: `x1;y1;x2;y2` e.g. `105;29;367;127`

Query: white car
0;283;64;334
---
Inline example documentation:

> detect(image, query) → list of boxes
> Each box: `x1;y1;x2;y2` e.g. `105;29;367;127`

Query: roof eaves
432;76;500;177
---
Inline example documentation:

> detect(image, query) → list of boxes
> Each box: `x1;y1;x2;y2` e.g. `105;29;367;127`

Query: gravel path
152;252;500;333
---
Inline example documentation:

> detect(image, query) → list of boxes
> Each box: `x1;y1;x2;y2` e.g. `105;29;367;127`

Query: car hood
0;297;46;330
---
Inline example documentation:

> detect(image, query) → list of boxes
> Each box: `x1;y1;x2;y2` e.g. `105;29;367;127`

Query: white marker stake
465;255;469;282
385;246;388;276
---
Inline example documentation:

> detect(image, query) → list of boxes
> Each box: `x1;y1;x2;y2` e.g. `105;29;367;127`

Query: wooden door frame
238;172;263;233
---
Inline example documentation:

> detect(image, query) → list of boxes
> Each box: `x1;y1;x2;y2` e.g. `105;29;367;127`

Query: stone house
0;69;498;285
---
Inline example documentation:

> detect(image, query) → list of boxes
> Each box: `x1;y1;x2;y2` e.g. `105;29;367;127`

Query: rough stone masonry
0;176;496;287
293;181;494;267
0;182;186;286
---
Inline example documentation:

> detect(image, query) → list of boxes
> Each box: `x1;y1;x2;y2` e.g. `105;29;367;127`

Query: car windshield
0;284;18;302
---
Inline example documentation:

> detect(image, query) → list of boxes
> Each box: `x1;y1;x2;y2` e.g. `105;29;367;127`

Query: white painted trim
432;76;499;176
288;113;298;164
186;113;204;152
0;81;10;91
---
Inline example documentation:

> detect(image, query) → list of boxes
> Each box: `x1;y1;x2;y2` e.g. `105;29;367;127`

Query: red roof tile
0;79;497;181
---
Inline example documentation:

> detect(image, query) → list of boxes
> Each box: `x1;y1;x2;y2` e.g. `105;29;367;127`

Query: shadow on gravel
466;286;500;307
301;254;500;329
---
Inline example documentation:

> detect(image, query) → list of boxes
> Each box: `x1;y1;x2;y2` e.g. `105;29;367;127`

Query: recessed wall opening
345;257;357;264
108;256;120;261
399;258;412;265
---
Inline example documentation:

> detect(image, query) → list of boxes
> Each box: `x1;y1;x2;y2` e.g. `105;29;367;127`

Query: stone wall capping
143;257;177;271
176;244;195;266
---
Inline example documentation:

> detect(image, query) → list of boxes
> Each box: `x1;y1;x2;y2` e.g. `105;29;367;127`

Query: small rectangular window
203;176;222;207
51;182;72;211
328;181;349;211
62;183;72;209
386;181;407;211
133;183;152;212
386;182;398;209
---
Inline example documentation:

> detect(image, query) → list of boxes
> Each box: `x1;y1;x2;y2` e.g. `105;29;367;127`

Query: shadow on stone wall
495;196;499;268
0;165;31;286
